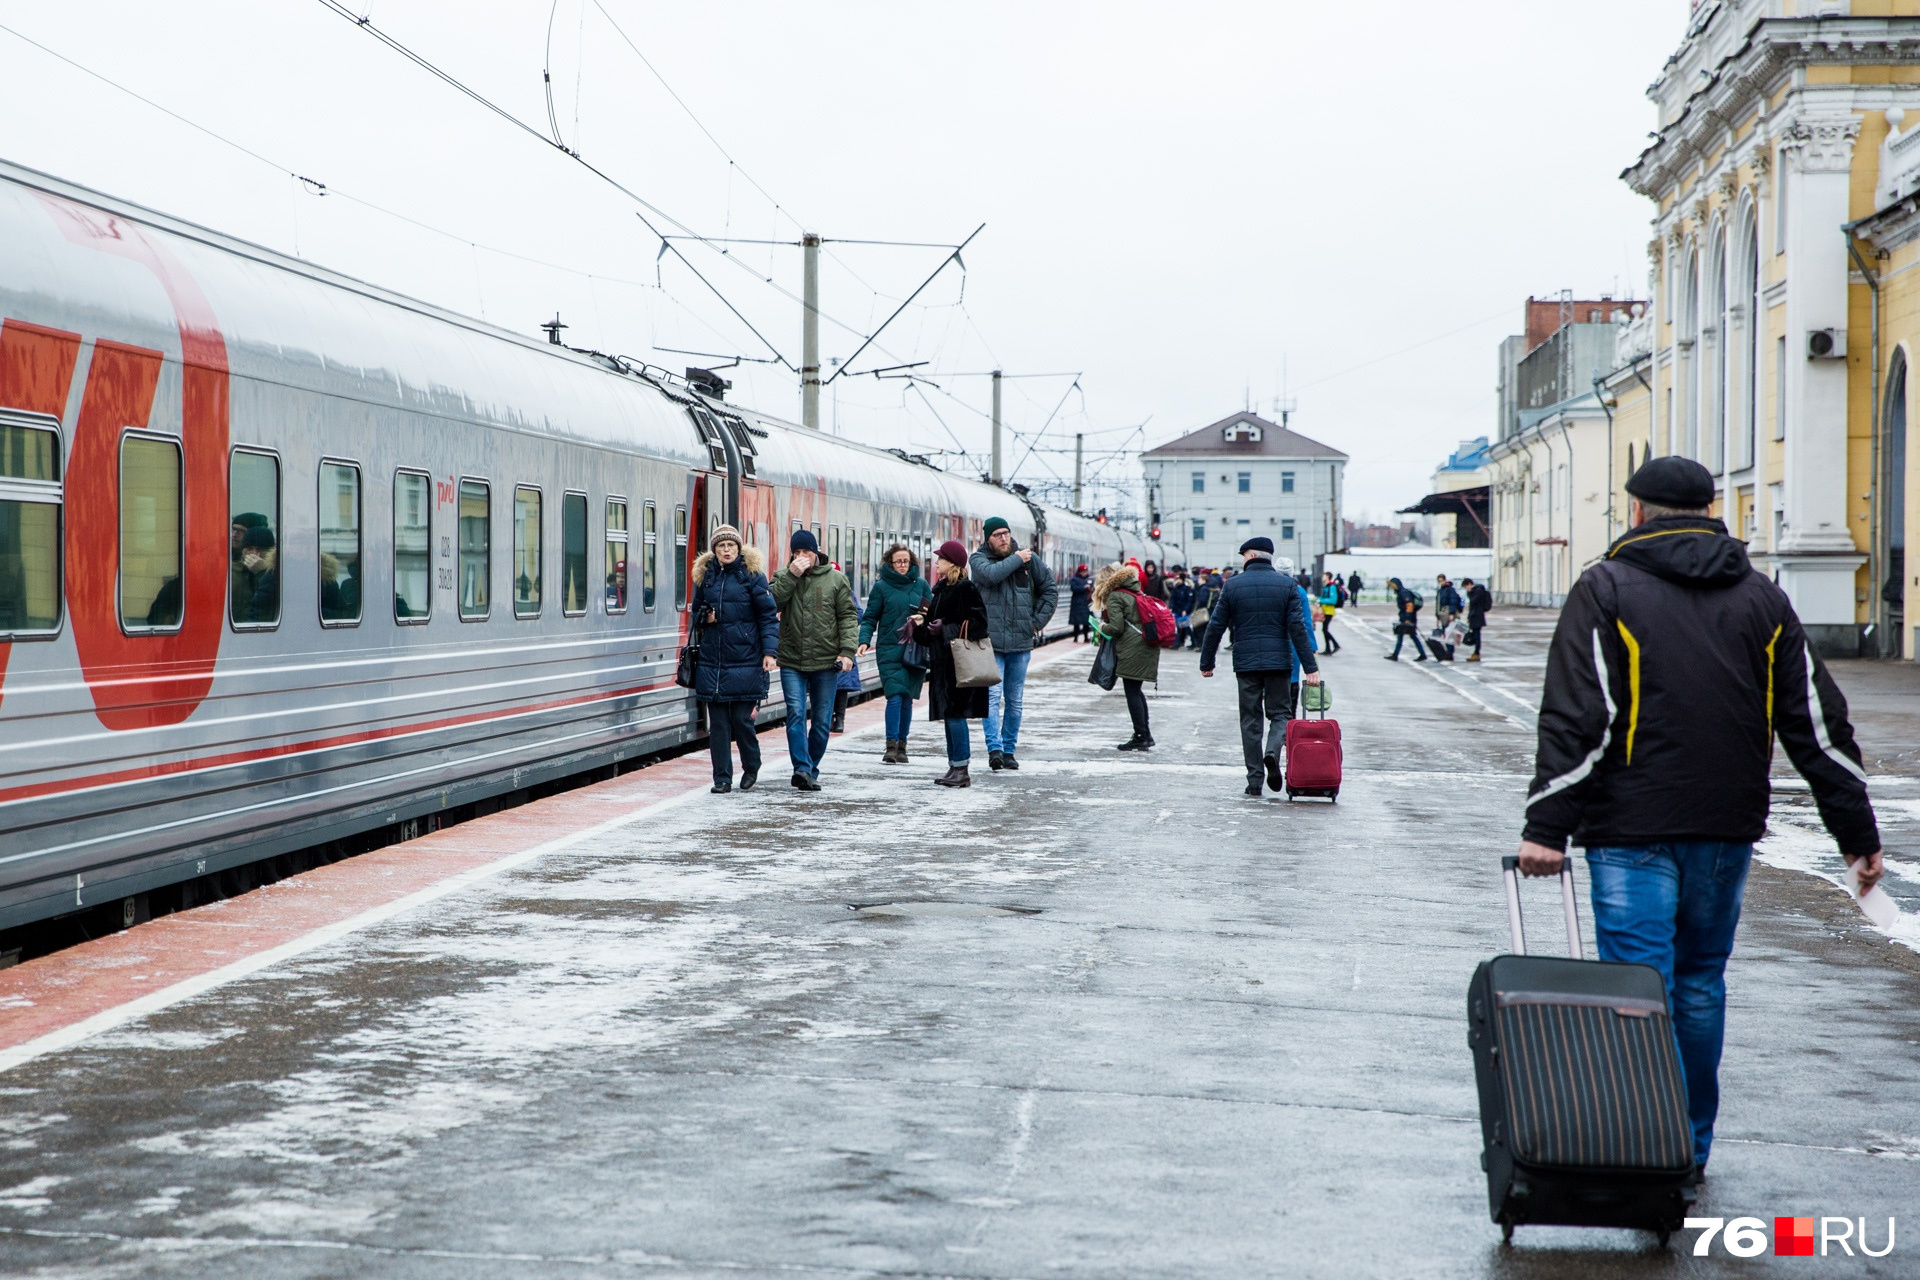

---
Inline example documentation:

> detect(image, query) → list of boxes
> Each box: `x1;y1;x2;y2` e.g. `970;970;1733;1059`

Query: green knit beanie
983;516;1010;536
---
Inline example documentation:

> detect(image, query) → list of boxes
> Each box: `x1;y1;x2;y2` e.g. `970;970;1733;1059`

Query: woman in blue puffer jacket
690;524;780;793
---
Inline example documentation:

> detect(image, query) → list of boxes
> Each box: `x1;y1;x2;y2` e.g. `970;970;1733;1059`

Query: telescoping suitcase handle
1500;854;1583;959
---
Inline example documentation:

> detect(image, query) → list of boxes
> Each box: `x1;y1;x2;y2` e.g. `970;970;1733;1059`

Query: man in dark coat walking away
1461;576;1492;662
1347;570;1364;603
1517;456;1884;1175
970;516;1058;771
1199;537;1322;796
770;529;859;791
1067;564;1094;642
688;525;779;793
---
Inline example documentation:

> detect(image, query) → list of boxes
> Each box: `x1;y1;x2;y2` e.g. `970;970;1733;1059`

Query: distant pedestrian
971;516;1059;771
770;529;859;791
1517;455;1884;1175
1093;563;1160;750
1068;563;1094;642
1141;559;1168;601
1190;568;1221;649
1168;566;1196;649
858;543;933;764
917;539;991;787
1384;576;1427;662
1462;576;1492;662
1318;571;1342;654
689;525;779;794
1199;537;1322;795
1276;558;1320;713
1347;570;1363;604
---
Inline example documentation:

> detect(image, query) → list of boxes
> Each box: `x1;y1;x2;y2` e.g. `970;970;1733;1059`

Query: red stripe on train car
0;318;82;707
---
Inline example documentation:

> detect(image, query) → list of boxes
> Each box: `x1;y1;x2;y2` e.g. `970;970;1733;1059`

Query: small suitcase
1283;701;1340;801
1469;857;1697;1246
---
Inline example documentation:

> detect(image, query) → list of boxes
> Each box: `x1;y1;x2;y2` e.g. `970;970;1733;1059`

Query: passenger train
0;159;1150;933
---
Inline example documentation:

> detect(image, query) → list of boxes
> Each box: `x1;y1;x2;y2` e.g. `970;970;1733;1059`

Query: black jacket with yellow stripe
1523;517;1879;858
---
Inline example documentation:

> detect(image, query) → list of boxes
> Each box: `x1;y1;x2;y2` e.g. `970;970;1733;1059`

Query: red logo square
1775;1216;1815;1257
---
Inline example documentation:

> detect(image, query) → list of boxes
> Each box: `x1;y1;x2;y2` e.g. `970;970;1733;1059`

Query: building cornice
1623;16;1920;199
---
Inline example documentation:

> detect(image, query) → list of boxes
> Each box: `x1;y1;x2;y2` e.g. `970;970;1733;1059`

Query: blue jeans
944;717;973;765
781;667;840;778
983;649;1031;754
885;693;915;740
1585;842;1752;1168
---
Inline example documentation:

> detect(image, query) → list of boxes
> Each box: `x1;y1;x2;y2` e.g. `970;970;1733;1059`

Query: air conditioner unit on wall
1807;328;1848;360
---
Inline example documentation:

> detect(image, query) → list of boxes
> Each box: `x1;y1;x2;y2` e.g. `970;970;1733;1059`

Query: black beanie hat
1625;455;1714;509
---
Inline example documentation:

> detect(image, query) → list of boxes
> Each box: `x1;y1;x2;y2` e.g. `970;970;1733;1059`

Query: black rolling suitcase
1467;856;1697;1246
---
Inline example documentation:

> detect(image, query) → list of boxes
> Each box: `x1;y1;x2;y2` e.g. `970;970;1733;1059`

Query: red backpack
1127;589;1178;648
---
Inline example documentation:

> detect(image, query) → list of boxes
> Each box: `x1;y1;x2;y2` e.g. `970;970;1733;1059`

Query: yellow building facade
1620;1;1920;657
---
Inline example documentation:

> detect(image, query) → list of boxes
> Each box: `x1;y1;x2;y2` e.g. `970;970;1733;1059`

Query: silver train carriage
0;159;1150;931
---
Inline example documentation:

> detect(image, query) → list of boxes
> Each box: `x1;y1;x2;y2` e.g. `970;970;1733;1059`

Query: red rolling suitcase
1283;700;1340;801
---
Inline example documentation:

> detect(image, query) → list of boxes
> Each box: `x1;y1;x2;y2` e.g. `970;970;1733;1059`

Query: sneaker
791;772;821;791
710;781;732;794
1001;754;1020;771
988;751;1006;771
1263;755;1283;792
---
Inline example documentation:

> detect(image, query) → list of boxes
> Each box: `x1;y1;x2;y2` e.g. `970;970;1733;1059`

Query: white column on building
1777;114;1867;637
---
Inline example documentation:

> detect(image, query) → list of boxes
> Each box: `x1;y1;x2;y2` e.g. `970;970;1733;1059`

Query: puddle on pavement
847;901;1041;919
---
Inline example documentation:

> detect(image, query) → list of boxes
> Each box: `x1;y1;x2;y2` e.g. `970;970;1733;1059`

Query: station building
1609;1;1920;657
1140;411;1346;572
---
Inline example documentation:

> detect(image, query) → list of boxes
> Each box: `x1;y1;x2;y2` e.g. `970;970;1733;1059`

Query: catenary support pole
991;369;1003;485
1073;432;1084;512
801;233;821;429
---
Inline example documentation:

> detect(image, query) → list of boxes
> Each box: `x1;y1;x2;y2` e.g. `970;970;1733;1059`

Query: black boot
989;750;1006;771
1117;735;1147;752
936;765;972;787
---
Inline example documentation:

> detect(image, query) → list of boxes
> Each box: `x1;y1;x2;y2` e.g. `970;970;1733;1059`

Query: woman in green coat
857;543;934;764
1094;562;1159;751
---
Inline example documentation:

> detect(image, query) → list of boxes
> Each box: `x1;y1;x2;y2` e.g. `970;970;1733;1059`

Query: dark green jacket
859;564;932;698
1099;588;1161;683
770;562;858;672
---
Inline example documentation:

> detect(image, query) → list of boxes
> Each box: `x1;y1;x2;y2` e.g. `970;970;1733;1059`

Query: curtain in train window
672;504;687;609
513;486;542;617
562;492;588;616
642;501;658;611
121;434;182;631
393;471;431;622
458;479;491;619
319;461;361;624
605;498;628;614
0;420;61;634
228;449;280;627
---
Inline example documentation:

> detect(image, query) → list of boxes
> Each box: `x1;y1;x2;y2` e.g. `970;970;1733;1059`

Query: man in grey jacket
970;516;1059;771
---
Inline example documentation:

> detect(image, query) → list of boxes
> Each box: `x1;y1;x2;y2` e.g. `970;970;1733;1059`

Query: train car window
641;501;657;612
0;416;62;636
561;491;588;616
228;448;280;629
673;504;688;610
318;460;362;626
513;486;542;618
811;522;822;550
393;470;432;623
120;433;184;632
829;525;840;571
605;497;629;614
458;479;491;620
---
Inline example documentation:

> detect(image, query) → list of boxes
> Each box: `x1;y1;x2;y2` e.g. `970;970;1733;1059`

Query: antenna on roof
1275;355;1295;430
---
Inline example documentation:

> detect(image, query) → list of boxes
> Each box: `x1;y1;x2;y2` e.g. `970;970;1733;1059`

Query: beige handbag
949;621;1001;688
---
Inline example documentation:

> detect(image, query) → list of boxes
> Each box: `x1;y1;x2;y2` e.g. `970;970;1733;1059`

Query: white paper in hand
1845;863;1901;930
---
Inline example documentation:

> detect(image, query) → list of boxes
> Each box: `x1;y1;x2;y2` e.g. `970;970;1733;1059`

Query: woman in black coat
689;525;780;792
1067;564;1093;642
915;538;991;787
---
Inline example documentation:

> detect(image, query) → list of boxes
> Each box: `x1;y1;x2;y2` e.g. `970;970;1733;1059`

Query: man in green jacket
770;529;859;790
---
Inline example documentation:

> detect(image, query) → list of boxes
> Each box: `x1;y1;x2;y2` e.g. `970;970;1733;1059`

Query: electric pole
990;368;1003;485
1073;433;1083;512
801;233;821;429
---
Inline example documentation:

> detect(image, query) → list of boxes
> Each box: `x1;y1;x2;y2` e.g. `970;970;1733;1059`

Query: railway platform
1;606;1917;1278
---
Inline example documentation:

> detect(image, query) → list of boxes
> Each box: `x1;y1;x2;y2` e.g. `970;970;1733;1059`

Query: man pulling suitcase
1514;457;1884;1179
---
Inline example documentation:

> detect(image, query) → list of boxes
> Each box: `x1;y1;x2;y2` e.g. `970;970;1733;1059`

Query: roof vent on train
685;367;732;399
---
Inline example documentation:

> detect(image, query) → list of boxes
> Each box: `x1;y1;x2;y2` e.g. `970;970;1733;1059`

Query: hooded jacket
970;537;1059;653
688;547;779;703
769;558;859;672
1198;557;1319;677
1524;517;1879;857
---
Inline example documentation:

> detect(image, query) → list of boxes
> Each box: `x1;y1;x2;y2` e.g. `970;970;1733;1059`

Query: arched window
1738;212;1761;472
1704;223;1728;472
1679;245;1700;461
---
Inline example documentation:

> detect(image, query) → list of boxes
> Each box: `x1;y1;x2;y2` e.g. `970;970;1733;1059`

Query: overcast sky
0;0;1684;522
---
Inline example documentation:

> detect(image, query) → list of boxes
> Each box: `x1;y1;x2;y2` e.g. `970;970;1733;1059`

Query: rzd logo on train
1684;1215;1895;1257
